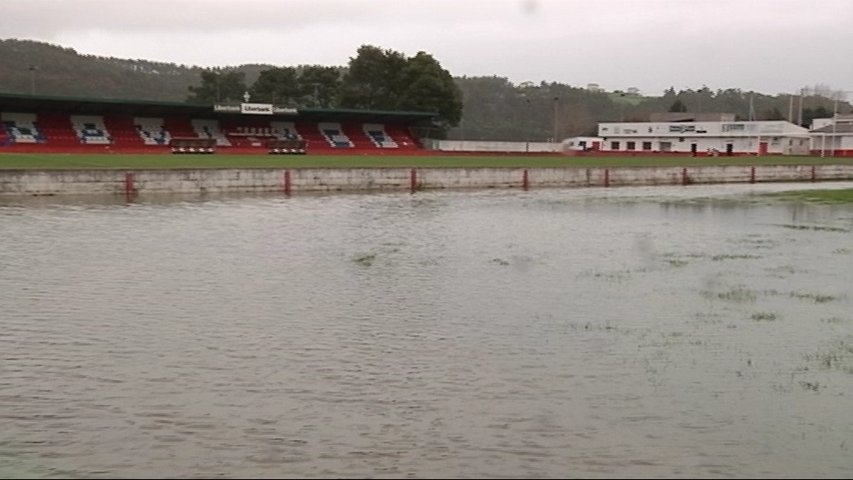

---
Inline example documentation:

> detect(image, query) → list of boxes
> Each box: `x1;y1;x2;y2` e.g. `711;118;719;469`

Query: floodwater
1;182;852;479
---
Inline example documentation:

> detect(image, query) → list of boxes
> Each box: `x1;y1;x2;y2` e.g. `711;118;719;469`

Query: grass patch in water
799;381;823;392
703;286;758;303
711;254;761;261
804;338;853;373
765;188;853;204
789;291;839;303
774;224;850;233
353;253;376;266
767;265;798;276
583;268;637;282
751;312;778;321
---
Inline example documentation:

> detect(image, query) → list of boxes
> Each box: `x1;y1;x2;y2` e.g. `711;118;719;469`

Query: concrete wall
1;165;852;196
427;140;561;153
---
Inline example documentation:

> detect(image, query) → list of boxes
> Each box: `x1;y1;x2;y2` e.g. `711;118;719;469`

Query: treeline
0;39;847;140
454;80;848;141
187;45;463;134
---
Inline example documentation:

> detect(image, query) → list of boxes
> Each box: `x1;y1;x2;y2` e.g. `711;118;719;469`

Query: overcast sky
3;0;852;97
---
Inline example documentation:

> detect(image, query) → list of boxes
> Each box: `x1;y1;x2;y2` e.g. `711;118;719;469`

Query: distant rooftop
648;112;736;122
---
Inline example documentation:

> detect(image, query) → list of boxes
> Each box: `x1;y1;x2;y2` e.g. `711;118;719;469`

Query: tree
297;65;342;108
396;51;463;134
668;99;687;112
761;107;785;121
802;106;832;127
337;45;461;136
250;67;299;104
338;45;407;109
187;68;247;103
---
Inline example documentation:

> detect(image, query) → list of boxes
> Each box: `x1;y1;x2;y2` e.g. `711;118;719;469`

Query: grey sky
3;0;851;96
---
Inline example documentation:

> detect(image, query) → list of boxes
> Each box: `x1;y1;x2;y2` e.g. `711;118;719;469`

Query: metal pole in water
124;172;135;196
522;169;529;190
410;169;417;193
284;170;291;195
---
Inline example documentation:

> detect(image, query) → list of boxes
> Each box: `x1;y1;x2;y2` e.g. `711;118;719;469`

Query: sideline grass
764;188;853;204
1;153;852;170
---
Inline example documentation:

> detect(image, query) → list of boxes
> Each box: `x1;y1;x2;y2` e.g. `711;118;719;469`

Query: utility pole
797;87;805;127
788;94;793;123
552;96;559;143
525;98;531;153
28;65;37;95
748;92;754;121
831;96;838;157
311;83;321;107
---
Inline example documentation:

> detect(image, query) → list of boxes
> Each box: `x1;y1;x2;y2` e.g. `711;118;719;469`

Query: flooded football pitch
1;182;852;478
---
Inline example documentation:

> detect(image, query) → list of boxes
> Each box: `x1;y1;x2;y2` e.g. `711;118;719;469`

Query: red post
522;169;529;190
811;165;816;182
749;166;756;184
604;168;610;188
124;172;135;196
284;170;291;195
410;168;417;193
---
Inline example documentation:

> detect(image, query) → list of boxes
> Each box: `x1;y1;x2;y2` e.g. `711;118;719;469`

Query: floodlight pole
553;96;559;143
797;87;804;127
312;83;320;107
831;97;838;157
525;98;531;153
29;65;36;95
827;90;851;157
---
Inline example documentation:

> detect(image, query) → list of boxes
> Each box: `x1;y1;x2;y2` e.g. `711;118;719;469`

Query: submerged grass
789;292;840;303
751;312;778;321
774;224;850;233
711;254;761;261
353;253;376;266
804;338;853;373
765;188;853;204
710;286;758;303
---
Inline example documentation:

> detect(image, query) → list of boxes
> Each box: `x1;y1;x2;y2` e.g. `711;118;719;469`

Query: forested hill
0;38;845;140
0;39;268;101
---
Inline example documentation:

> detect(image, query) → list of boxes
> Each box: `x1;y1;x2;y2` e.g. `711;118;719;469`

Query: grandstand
0;93;435;155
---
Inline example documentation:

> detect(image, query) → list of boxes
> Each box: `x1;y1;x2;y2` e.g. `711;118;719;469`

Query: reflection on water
2;182;852;478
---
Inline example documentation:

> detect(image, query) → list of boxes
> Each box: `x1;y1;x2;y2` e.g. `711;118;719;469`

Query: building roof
811;123;853;134
0;92;437;125
649;112;736;122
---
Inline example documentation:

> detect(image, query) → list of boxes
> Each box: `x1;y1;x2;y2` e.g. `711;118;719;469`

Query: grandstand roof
0;93;437;125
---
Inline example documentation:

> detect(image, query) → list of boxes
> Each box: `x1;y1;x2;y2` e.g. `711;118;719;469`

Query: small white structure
810;115;853;157
597;120;810;155
562;136;603;152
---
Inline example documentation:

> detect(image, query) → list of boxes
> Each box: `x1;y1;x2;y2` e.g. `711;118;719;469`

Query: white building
810;115;853;157
597;120;810;155
562;136;603;152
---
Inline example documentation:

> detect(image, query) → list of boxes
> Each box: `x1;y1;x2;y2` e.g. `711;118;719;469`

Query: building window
642;141;652;151
611;141;620;150
579;140;587;148
626;141;636;150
